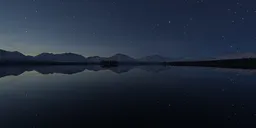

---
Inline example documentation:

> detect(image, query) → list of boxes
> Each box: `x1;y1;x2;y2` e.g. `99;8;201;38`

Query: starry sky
0;0;256;58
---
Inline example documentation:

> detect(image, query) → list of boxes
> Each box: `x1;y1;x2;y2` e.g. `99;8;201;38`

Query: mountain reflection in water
0;65;173;78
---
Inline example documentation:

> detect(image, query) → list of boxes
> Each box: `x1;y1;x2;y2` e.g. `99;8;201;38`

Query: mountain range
34;53;86;62
0;49;173;63
1;49;256;64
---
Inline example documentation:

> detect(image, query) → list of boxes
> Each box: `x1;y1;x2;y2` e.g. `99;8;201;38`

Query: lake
0;66;256;127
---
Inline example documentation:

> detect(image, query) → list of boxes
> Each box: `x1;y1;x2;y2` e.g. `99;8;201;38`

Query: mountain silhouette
106;53;137;62
0;49;173;64
1;49;256;69
86;56;105;63
0;49;32;61
34;53;86;62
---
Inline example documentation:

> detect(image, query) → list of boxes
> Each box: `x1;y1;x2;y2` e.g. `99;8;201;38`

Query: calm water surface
0;66;256;127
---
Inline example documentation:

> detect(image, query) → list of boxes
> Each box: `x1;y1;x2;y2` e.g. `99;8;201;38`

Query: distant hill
0;49;87;63
86;56;105;63
34;53;86;62
0;49;32;61
105;53;137;62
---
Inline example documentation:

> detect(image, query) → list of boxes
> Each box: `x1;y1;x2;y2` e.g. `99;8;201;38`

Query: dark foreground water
0;66;256;128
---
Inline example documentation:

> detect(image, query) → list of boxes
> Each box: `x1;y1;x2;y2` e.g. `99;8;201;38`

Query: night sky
0;0;256;58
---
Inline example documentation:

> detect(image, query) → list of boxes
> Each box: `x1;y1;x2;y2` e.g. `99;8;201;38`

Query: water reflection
0;65;256;79
0;65;173;78
0;66;256;127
